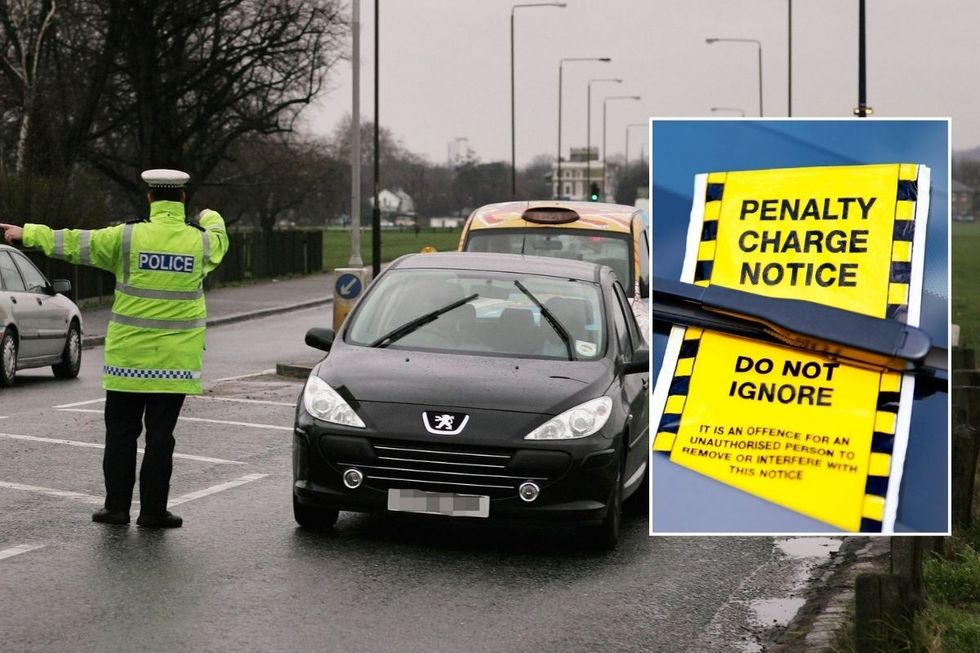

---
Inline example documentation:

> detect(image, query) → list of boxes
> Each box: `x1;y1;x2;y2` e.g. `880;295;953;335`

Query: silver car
0;244;83;386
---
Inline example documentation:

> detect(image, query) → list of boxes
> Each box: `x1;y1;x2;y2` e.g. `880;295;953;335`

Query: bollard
890;537;924;610
332;267;369;332
855;573;913;653
951;421;979;529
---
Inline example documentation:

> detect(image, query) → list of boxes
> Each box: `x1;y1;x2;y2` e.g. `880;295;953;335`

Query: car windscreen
347;268;606;361
464;228;632;290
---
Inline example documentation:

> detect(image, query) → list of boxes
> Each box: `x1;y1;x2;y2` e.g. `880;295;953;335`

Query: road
0;306;840;652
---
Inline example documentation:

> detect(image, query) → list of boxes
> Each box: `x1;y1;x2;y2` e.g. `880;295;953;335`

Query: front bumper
292;416;621;525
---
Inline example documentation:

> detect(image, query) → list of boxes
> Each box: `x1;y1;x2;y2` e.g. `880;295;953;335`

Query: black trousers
103;390;186;515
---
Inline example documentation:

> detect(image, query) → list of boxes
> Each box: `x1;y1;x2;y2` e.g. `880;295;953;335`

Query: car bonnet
315;344;614;415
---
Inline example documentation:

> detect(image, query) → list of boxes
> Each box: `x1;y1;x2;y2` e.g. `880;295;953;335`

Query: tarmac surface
0;271;862;652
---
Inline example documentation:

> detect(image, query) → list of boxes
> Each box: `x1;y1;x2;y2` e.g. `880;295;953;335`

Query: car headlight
524;397;612;440
302;375;365;428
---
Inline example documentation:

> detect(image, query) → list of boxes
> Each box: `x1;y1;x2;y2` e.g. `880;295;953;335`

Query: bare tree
88;0;347;199
201;134;330;232
2;0;346;200
0;0;58;172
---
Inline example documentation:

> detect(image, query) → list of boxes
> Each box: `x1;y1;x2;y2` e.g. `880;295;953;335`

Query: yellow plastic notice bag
652;163;930;532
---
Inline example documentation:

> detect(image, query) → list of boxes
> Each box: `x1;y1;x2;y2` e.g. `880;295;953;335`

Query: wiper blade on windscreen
653;277;947;380
513;280;574;361
370;293;479;348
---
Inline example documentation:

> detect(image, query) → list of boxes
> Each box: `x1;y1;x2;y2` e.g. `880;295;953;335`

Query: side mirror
305;328;335;353
623;347;649;375
52;279;71;295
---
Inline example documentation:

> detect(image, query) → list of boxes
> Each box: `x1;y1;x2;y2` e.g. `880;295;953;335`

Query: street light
706;37;763;117
787;0;792;116
511;2;566;197
587;78;621;200
625;123;646;167
710;106;746;117
557;56;611;199
601;95;640;200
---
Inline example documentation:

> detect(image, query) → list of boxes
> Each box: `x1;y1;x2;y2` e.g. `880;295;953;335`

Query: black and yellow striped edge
861;162;918;532
653;172;724;453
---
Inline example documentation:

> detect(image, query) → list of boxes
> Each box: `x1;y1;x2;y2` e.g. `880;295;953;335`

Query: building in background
447;137;473;172
548;147;606;201
952;179;975;221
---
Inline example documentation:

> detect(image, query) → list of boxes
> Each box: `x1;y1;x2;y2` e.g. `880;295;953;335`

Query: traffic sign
336;273;362;300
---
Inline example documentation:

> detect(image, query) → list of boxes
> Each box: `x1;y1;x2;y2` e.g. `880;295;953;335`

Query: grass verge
916;526;980;653
322;228;463;271
953;221;980;347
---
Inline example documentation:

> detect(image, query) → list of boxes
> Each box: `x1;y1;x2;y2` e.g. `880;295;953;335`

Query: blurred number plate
387;488;489;518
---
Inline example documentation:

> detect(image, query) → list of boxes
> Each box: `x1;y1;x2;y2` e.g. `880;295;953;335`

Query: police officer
0;169;228;528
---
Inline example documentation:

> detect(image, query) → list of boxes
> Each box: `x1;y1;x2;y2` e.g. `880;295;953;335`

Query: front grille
339;441;547;499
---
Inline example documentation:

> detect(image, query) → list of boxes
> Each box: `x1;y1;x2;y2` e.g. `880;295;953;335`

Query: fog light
518;482;540;503
343;468;364;489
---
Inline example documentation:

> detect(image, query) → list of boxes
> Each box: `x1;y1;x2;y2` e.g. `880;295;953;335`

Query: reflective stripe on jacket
23;201;228;394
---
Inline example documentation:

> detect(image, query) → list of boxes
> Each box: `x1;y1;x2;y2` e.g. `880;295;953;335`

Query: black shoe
92;508;130;525
136;511;183;528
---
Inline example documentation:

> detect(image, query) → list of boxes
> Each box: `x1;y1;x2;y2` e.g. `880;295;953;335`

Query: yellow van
458;201;649;333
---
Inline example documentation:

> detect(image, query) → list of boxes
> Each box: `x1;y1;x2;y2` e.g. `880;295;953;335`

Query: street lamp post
625;123;645;167
601;95;639;200
706;37;763;117
710;106;746;117
371;0;380;278
511;2;566;197
587;78;621;200
557;57;611;199
349;0;363;267
856;0;868;117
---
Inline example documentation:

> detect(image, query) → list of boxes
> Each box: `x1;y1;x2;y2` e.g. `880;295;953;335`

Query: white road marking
0;544;46;561
0;433;244;465
177;416;293;431
57;408;292;431
54;398;106;408
1;474;269;509
168;473;268;507
189;396;294;407
211;369;277;382
177;417;293;431
0;481;102;504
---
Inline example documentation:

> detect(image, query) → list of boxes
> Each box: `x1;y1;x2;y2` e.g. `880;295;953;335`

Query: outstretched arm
4;222;122;273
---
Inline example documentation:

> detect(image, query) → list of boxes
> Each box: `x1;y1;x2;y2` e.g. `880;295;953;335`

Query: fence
854;348;977;653
23;229;324;303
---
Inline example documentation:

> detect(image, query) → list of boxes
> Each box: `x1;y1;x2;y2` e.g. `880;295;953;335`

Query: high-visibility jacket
23;201;228;394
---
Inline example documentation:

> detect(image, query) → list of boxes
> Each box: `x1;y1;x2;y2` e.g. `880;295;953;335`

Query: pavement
79;272;337;349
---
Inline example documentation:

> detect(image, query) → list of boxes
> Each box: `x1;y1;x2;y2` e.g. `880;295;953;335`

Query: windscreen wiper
653;277;947;381
513;280;574;361
371;293;479;348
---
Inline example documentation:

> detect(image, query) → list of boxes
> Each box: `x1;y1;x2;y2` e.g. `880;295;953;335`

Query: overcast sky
302;0;977;166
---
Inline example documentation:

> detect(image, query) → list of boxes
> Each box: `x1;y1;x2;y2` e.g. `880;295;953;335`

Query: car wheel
52;321;81;379
0;328;16;388
582;463;622;551
293;494;339;530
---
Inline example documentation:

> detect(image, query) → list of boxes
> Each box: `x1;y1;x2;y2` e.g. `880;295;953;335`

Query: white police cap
141;169;190;188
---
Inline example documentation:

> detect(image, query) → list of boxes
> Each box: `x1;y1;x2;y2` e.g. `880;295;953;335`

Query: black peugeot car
292;252;648;548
